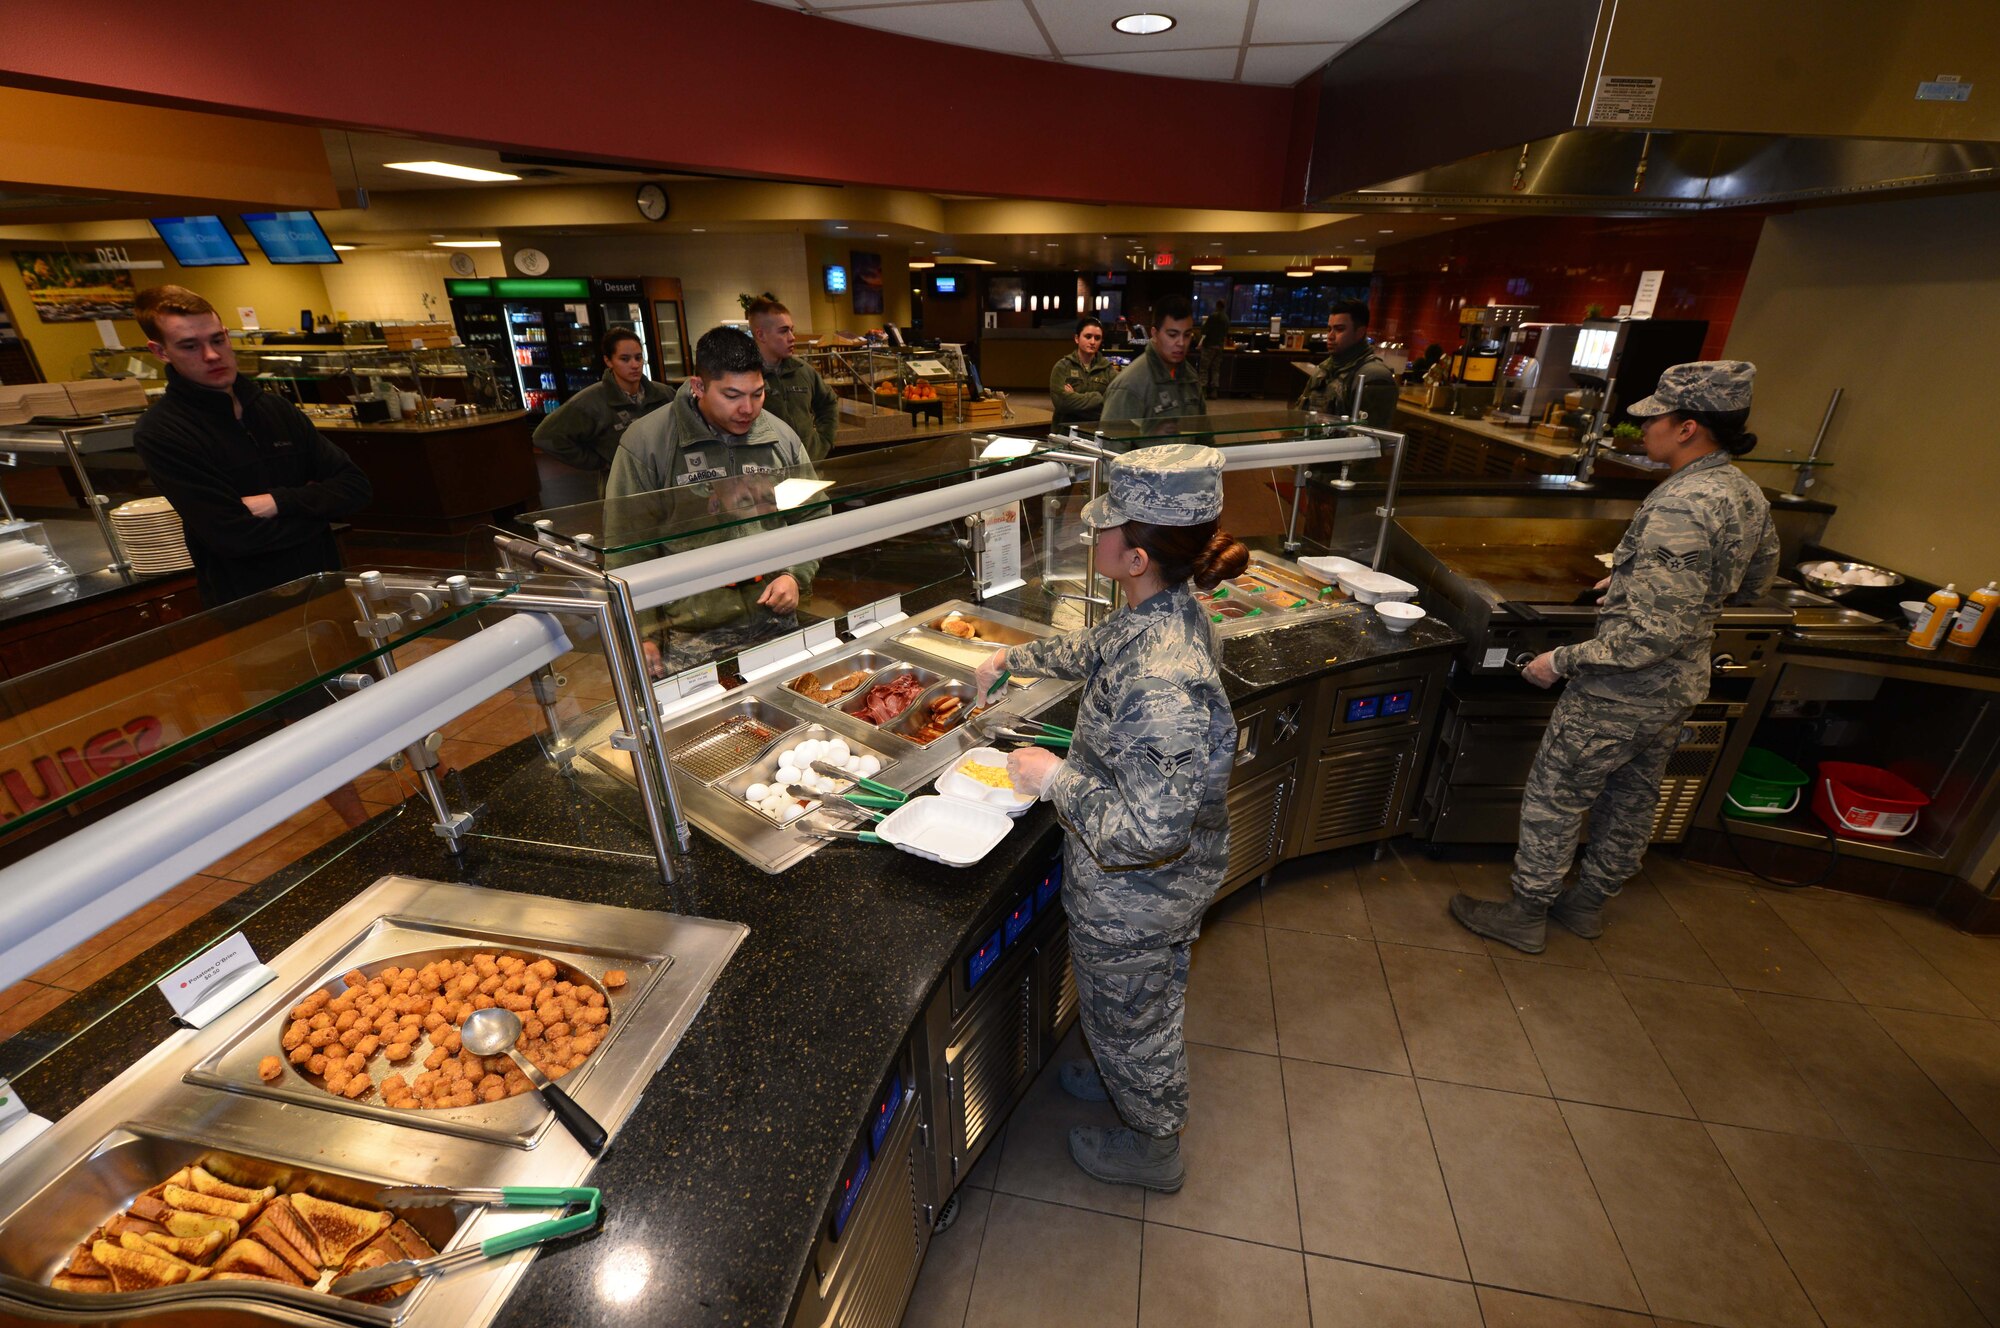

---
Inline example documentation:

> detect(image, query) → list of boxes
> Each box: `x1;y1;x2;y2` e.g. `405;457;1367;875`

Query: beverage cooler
446;277;662;417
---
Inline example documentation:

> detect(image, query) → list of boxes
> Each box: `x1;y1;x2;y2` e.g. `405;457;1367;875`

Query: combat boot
1059;1059;1110;1102
1069;1125;1184;1193
1548;883;1610;939
1449;893;1548;954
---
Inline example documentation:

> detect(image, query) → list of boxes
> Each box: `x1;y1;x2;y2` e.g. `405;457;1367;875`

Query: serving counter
0;416;1472;1328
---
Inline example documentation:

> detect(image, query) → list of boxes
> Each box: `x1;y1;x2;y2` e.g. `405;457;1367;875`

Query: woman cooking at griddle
973;444;1246;1194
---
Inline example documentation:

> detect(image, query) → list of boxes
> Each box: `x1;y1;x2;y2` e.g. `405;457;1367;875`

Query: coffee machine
1447;305;1537;415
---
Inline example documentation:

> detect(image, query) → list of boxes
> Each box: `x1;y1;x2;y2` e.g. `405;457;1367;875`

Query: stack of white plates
110;497;195;574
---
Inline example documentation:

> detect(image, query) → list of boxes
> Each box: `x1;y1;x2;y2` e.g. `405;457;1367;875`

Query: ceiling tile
1038;0;1249;55
808;0;1054;57
1238;42;1344;85
1064;46;1245;80
1250;0;1413;45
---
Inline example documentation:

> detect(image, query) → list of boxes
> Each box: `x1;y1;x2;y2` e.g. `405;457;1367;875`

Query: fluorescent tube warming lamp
432;240;502;248
619;463;1070;614
0;613;573;992
384;160;522;183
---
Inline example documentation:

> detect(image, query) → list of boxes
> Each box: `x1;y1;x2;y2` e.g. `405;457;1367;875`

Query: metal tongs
970;713;1073;749
326;1186;602;1298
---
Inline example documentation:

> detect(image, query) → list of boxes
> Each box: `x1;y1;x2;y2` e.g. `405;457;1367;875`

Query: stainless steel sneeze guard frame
582;601;1075;875
0;877;746;1328
0;614;577;995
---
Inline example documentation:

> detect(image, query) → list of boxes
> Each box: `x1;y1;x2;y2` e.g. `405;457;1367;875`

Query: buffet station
2;411;1995;1328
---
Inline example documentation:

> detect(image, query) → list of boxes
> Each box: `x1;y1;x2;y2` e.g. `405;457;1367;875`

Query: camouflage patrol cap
1627;360;1755;417
1082;443;1225;529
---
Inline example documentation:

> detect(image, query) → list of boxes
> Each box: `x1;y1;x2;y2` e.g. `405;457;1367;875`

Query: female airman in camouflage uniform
977;444;1247;1192
1451;361;1779;954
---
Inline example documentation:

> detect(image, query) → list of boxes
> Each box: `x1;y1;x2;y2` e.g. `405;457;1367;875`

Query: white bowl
1375;601;1426;634
1899;600;1927;627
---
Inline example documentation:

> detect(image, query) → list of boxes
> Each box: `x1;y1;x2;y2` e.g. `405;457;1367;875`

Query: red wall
0;1;1306;211
1369;214;1768;361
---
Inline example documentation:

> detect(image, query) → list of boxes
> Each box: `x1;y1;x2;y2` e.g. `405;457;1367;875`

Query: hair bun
1191;530;1251;591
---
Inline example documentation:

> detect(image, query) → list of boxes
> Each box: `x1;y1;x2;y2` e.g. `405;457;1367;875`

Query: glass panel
1085;409;1365;447
0;571;514;837
0;584;619;1084
519;432;1059;555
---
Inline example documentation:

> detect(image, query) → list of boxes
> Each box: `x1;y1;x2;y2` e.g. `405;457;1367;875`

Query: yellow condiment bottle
1948;581;1999;648
1907;583;1960;651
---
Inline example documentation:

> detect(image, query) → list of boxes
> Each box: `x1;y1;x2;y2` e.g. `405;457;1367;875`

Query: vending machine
446;277;664;417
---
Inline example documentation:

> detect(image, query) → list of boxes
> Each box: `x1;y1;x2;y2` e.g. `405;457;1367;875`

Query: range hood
1306;0;2000;213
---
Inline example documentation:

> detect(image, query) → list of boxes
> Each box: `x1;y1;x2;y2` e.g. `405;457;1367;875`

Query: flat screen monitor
933;275;958;294
823;264;848;295
150;216;248;267
1571;325;1618;375
239;212;341;264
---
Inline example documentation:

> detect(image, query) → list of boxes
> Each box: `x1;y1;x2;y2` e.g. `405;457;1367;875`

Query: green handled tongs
326;1186;602;1298
809;760;906;807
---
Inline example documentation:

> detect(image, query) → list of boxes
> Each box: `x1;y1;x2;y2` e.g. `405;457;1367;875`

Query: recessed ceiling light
835;224;848;231
1113;12;1175;35
1379;228;1395;233
908;260;936;269
431;239;502;248
384;160;520;183
876;233;888;238
692;227;706;232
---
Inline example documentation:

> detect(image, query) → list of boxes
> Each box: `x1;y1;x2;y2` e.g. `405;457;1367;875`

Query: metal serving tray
0;877;745;1328
0;1127;470;1326
597;601;1074;875
714;723;900;824
186;917;669;1149
837;663;946;732
780;649;899;707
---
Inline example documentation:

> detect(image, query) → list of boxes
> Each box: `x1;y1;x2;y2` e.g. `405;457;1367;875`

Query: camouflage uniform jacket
605;384;820;632
531;370;674;472
1552;450;1778;708
759;354;841;462
1294;341;1398;433
1100;346;1207;443
1003;585;1236;948
1049;351;1118;425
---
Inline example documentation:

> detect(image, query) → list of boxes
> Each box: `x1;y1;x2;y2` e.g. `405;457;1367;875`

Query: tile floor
902;844;2000;1328
0;649;620;1042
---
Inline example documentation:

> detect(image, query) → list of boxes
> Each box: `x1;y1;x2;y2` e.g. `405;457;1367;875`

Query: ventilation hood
1305;0;2000;213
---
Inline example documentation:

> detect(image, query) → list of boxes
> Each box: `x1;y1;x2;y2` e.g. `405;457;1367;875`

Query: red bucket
1811;761;1929;839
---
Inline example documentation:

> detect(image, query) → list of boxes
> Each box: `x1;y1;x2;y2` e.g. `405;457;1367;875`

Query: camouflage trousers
1069;929;1193;1137
1511;687;1693;906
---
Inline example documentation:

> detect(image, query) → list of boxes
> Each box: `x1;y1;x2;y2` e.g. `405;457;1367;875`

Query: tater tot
290;1043;313;1065
338;1026;365;1050
308;1027;336;1049
385;1041;412;1063
343;969;367;987
281;1023;308;1051
342;1074;371;1099
310;1012;333;1031
423;1047;447;1071
356;1035;381;1058
258;1055;285;1082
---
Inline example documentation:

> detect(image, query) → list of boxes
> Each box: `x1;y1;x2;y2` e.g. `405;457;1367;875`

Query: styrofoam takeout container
936;746;1036;815
874;795;1015;867
1337;568;1418;604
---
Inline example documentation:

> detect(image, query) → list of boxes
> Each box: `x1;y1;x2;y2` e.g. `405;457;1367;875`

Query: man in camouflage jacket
1099;298;1206;442
1452;361;1779;953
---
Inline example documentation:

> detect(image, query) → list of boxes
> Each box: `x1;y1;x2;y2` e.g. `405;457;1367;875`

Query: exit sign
1154;252;1175;269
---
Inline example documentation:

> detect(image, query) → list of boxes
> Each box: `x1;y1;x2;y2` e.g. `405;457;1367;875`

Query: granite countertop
1222;610;1461;699
10;740;1065;1328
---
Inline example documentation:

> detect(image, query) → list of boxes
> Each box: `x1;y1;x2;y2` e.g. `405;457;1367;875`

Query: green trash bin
1726;747;1808;818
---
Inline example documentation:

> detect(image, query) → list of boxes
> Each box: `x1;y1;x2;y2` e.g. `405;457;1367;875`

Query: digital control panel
966;927;1005;990
1345;689;1413;723
832;1147;871;1238
870;1070;902;1157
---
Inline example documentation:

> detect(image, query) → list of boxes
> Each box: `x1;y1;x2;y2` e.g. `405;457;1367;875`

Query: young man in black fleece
131;285;372;607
